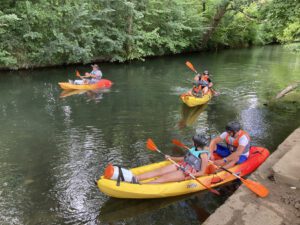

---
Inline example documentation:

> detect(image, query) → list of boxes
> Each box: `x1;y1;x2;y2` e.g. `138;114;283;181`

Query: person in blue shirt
73;64;102;85
135;134;210;184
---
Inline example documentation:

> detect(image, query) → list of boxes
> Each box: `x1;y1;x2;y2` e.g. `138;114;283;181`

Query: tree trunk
201;0;232;48
275;82;300;99
126;13;133;56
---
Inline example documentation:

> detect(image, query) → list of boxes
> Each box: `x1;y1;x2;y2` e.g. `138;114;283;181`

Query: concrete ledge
203;128;300;225
257;128;300;179
273;144;300;188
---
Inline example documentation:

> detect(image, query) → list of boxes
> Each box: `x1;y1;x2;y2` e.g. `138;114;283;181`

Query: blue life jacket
184;147;210;171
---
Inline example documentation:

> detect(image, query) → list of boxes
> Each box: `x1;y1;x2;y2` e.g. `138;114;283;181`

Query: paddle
76;70;83;79
146;138;220;195
186;61;199;74
185;61;220;96
172;139;269;197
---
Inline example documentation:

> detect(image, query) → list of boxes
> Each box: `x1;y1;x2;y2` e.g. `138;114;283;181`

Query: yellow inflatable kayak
97;146;269;199
180;92;212;107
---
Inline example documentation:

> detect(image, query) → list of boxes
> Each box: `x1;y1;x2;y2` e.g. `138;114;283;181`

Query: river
0;45;299;224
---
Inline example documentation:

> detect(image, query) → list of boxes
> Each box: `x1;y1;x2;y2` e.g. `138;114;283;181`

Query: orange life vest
192;85;202;94
201;75;209;82
192;84;206;97
225;130;251;153
192;83;212;97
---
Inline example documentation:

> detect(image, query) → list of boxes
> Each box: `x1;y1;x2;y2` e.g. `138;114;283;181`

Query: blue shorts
215;144;248;164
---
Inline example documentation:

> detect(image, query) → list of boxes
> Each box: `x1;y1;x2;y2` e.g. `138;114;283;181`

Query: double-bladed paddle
172;139;269;198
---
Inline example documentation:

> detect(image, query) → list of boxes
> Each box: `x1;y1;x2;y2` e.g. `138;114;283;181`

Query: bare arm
194;74;201;81
227;145;244;162
202;86;209;95
209;136;222;160
214;145;245;169
84;72;96;78
193;153;209;177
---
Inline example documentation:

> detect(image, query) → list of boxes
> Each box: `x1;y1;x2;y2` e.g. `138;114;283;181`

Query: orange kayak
58;79;113;90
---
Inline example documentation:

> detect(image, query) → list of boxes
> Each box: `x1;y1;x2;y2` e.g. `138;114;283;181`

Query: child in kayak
135;134;210;184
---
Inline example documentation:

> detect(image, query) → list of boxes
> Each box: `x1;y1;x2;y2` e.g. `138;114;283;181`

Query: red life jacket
192;85;203;97
192;84;211;97
201;75;209;82
192;76;209;97
225;130;251;153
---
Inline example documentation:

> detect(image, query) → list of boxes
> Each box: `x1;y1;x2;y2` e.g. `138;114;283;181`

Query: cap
91;64;99;69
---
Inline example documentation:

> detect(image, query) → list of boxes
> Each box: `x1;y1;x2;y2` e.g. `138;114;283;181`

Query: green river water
0;45;299;225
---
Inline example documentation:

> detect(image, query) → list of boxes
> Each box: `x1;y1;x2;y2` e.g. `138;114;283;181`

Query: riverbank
203;128;300;225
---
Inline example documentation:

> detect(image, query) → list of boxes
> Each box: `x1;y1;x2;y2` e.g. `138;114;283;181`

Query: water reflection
0;46;300;225
60;88;111;103
178;104;207;129
98;193;210;224
50;126;107;224
60;89;88;98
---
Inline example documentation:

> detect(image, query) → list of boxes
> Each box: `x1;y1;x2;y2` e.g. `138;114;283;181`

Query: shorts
214;144;248;164
90;79;100;84
177;161;197;177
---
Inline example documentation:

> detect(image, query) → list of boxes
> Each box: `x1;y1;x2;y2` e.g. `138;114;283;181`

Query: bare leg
148;170;186;184
136;164;177;181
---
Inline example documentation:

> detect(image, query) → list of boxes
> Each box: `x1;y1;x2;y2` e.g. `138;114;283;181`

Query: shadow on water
97;180;241;224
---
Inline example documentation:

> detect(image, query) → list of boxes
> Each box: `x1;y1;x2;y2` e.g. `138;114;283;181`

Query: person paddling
194;70;213;88
188;79;210;97
73;64;102;84
135;134;210;184
187;70;213;97
209;121;251;169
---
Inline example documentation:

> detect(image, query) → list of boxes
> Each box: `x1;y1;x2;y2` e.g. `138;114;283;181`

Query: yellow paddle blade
146;138;158;152
241;178;269;198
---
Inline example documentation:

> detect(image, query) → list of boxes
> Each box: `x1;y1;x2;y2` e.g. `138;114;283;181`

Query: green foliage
0;11;20;67
0;50;18;66
284;43;300;53
281;22;300;42
261;0;300;43
0;0;299;69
